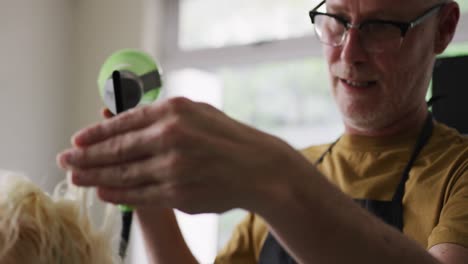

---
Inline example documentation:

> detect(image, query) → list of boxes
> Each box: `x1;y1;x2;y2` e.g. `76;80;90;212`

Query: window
460;0;468;14
178;0;316;50
452;0;468;44
139;1;468;263
159;1;335;263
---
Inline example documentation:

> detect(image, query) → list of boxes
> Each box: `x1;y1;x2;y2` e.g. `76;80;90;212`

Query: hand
57;97;310;214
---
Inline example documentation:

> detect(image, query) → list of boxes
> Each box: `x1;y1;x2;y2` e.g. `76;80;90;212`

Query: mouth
340;78;378;90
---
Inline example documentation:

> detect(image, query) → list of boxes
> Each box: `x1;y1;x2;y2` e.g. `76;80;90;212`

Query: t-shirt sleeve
214;213;268;264
428;163;468;249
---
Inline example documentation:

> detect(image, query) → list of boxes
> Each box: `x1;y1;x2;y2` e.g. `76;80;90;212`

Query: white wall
71;0;164;131
0;0;164;186
72;1;165;263
0;1;164;263
0;0;75;191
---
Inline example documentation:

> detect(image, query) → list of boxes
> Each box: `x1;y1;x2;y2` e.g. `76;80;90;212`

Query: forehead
324;0;434;19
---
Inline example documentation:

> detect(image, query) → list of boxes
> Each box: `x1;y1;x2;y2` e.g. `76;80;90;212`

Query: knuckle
166;97;192;114
116;164;133;185
166;151;185;174
109;137;126;159
139;104;156;121
76;148;89;165
110;115;128;132
198;101;216;111
145;129;162;148
165;118;182;136
160;120;185;148
113;106;150;131
88;123;102;138
129;132;144;147
120;111;135;123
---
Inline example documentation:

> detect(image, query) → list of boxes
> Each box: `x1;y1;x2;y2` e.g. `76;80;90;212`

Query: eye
327;10;351;22
362;22;402;41
323;16;344;32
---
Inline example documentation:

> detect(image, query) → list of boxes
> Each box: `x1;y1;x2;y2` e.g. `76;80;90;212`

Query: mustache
330;63;378;81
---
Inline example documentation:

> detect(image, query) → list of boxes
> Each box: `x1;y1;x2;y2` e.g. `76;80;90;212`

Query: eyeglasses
309;1;446;53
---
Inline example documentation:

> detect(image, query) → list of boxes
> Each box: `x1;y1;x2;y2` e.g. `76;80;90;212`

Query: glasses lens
313;14;346;46
360;23;403;52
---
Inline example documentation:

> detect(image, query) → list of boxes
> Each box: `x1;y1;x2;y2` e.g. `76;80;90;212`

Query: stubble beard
337;93;405;133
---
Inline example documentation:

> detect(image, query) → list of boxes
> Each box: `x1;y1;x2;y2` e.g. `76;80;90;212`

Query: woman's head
0;170;120;264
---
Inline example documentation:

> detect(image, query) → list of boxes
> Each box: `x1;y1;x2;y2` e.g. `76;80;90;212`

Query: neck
344;104;429;137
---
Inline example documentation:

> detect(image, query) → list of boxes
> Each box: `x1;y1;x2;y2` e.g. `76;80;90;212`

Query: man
57;0;468;263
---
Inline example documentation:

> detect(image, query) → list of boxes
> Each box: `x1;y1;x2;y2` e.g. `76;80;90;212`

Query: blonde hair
0;170;121;264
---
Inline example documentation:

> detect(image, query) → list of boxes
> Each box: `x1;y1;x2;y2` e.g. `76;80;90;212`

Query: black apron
259;114;434;264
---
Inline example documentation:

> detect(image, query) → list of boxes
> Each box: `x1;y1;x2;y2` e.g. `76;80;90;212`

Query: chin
340;105;393;132
335;90;410;133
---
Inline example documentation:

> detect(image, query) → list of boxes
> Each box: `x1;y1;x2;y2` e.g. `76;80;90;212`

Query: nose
340;28;369;65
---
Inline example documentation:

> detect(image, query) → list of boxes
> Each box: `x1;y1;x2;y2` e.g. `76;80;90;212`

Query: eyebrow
326;3;409;21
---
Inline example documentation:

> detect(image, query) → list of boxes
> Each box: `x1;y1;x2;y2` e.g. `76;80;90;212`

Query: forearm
256;165;440;264
135;207;198;264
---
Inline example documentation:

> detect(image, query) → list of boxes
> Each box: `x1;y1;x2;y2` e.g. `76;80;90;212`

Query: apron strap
392;113;433;203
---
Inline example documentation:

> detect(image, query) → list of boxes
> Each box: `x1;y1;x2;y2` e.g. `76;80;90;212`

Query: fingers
58;116;195;169
68;150;191;188
57;97;231;210
97;185;165;205
73;97;195;147
71;157;162;188
97;181;196;210
59;126;158;168
73;104;160;147
68;149;201;208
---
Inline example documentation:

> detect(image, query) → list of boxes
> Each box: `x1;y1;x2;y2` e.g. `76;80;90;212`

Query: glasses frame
309;0;446;47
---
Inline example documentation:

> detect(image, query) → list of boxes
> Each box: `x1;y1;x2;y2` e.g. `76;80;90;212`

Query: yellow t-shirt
215;121;468;264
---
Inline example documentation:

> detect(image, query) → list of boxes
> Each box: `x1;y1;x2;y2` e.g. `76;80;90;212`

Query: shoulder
432;121;468;146
300;143;334;163
427;124;468;249
429;121;468;166
425;121;468;185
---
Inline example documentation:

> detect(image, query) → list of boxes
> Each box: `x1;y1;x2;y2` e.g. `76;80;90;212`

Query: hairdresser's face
323;0;439;131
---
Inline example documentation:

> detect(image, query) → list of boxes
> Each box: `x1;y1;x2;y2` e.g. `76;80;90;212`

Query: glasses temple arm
410;3;445;28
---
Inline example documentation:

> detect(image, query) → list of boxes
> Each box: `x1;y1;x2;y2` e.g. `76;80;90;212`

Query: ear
434;2;460;54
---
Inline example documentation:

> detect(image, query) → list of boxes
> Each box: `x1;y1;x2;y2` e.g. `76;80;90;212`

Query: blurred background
0;0;467;263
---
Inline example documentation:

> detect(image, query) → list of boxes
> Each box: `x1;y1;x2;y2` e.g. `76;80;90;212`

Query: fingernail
57;154;68;169
61;150;77;166
71;132;82;146
72;129;91;147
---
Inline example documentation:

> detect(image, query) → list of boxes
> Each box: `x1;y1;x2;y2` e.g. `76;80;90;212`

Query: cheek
393;28;435;83
373;50;429;110
373;52;398;76
372;52;409;93
323;46;340;87
391;46;430;90
323;45;340;65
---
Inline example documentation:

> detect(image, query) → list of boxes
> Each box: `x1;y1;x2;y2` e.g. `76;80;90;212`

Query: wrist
135;206;175;225
251;152;323;221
